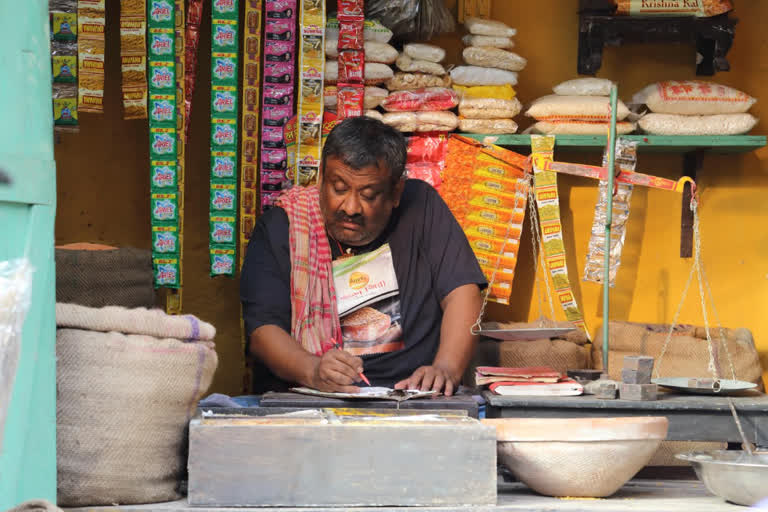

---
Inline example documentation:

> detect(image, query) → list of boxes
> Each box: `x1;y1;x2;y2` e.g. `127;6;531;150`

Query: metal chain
471;169;530;335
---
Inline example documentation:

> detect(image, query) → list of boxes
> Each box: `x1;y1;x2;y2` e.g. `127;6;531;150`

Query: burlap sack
592;321;763;466
592;321;762;385
56;304;218;506
55;245;154;309
500;339;590;374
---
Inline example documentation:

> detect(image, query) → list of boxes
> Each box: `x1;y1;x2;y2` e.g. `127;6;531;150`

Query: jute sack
496;318;591;375
592;321;762;385
592;321;763;466
55;244;154;309
56;303;218;506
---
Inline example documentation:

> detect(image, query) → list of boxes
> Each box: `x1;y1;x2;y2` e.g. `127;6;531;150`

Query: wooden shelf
458;134;767;154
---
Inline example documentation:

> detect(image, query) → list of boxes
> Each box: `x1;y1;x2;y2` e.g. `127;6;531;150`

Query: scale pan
653;377;757;395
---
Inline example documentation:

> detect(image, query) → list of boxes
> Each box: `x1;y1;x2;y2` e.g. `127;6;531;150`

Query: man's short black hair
321;116;407;182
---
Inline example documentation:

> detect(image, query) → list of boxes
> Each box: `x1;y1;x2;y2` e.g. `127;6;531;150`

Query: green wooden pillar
0;0;57;507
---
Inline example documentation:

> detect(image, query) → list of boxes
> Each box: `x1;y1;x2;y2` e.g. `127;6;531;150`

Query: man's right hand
309;348;364;393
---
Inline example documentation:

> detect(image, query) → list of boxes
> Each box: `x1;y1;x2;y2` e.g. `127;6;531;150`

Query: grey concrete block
620;383;658;401
622;368;652;384
623;355;654;372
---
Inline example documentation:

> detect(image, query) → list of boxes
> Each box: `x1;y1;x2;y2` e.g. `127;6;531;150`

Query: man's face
319;156;404;246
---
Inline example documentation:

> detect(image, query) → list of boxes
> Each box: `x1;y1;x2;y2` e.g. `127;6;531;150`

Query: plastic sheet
365;0;455;41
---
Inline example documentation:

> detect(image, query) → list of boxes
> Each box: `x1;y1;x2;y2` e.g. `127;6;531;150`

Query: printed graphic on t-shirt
332;244;404;356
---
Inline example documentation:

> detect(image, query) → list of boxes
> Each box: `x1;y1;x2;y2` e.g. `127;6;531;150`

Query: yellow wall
54;0;768;394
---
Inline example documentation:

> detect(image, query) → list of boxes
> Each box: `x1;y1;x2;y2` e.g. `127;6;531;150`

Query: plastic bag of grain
632;81;756;115
459;118;518;134
365;110;384;121
325;60;394;85
325;86;389;110
325;40;398;64
454;83;516;100
462;34;514;49
403;43;445;63
462;47;527;72
450;66;518;87
531;120;635;135
458;97;522;119
638;113;757;135
553;78;614;96
465;16;516;37
381;87;458;112
386;72;452;91
526;95;630;121
396;54;446;76
382;111;458;132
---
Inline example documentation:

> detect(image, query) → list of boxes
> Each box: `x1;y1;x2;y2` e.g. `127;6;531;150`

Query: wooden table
483;390;768;447
64;479;745;511
257;391;480;418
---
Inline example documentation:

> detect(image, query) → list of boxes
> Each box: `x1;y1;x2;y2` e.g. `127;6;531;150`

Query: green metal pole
603;86;619;373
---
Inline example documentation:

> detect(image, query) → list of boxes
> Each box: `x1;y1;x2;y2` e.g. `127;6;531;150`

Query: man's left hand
394;365;458;396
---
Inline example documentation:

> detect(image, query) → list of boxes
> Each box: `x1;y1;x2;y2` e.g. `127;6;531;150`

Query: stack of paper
476;366;583;396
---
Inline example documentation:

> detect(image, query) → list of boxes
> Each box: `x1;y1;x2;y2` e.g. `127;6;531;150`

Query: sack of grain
386;72;452;91
403;43;446;63
381;87;458;112
553;78;614;96
324;61;394;85
450;66;518;87
465;16;516;37
56;245;154;309
325;40;398;64
532;120;635;135
382;111;458;132
396;54;446;76
462;47;527;72
638;113;757;135
462;34;514;49
633;81;756;115
454;83;516;100
458;118;518;134
56;303;218;506
365;109;383;121
459;97;522;119
526;95;630;122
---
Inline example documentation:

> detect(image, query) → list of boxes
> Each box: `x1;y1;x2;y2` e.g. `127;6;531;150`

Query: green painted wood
0;0;57;508
459;134;768;153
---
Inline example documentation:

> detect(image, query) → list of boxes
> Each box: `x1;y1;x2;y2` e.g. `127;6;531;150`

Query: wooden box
188;409;497;507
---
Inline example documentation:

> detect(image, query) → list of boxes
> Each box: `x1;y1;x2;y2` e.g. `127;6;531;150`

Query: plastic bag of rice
462;34;514;49
454;84;516;100
531;120;635;135
526;95;630;122
386;72;452;91
365;110;384;121
458;118;518;134
632;81;756;115
638;113;757;135
553;78;614;96
450;66;518;87
458;97;522;119
462;47;527;72
324;86;389;110
465;16;516;37
325;40;398;64
382;111;458;132
325;60;394;85
396;54;446;76
403;43;446;63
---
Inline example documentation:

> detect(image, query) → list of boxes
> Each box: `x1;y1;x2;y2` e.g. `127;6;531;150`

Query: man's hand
394;365;459;396
309;348;364;393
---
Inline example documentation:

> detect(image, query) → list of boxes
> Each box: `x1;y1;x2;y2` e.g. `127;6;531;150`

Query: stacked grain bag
633;81;757;135
452;17;525;134
527;78;635;135
380;43;458;132
323;18;396;119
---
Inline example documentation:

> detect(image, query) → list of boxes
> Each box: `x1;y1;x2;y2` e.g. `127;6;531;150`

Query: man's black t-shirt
240;179;487;392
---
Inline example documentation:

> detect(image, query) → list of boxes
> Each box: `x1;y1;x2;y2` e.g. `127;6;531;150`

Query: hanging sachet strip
583;139;637;287
77;0;105;113
163;0;186;313
260;0;297;210
530;135;591;339
51;0;80;130
335;0;364;121
209;0;240;278
240;0;263;266
293;0;325;186
149;0;180;288
120;0;148;119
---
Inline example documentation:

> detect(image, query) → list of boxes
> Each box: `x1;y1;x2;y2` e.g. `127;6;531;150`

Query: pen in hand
333;340;370;386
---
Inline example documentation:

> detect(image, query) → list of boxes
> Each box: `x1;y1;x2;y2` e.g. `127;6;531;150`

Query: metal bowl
677;450;768;506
